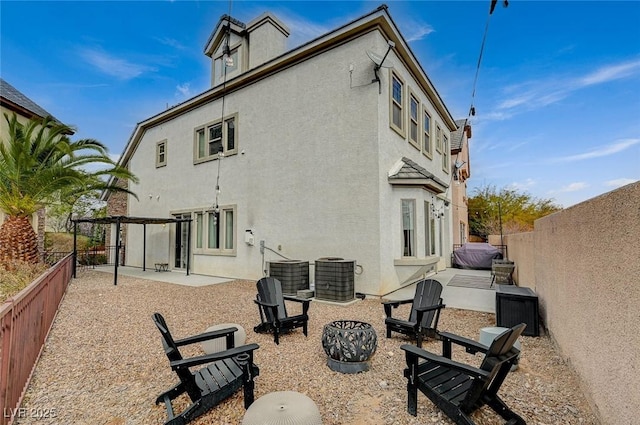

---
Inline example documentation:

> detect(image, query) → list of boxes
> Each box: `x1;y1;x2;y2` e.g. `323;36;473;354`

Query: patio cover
452;243;502;270
71;215;192;285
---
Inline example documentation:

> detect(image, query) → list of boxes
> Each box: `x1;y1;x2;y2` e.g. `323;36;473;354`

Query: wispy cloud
155;37;186;50
549;182;589;194
175;83;191;98
508;178;536;191
275;11;333;48
579;59;640;86
605;178;638;188
78;47;157;80
553;138;640;162
487;58;640;120
404;21;435;43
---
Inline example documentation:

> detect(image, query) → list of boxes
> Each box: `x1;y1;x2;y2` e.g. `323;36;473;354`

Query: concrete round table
242;391;322;425
201;323;246;354
480;326;521;371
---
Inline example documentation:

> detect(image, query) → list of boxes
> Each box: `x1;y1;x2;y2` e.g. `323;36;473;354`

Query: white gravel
16;270;599;425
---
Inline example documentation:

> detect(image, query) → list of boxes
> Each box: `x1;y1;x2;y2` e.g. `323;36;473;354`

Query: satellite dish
454;160;466;170
366;50;394;69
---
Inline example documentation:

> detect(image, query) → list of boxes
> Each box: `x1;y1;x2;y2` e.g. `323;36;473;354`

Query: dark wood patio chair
253;277;310;345
401;323;527;425
152;313;259;425
382;278;445;347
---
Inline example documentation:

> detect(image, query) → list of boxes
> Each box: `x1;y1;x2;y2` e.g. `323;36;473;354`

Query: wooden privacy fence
0;254;73;425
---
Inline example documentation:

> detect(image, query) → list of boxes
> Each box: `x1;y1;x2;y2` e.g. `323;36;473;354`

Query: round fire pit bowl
321;320;377;373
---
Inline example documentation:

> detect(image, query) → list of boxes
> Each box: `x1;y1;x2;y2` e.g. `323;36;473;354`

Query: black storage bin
496;285;540;336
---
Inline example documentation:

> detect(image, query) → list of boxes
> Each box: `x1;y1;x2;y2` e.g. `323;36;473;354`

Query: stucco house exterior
450;119;472;246
110;5;461;296
0;78;67;255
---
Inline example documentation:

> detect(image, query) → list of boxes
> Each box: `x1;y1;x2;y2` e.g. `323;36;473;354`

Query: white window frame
408;90;420;150
401;199;416;257
156;140;167;168
194;113;238;164
435;124;442;153
389;70;405;137
422;107;432;159
193;204;237;256
442;134;449;173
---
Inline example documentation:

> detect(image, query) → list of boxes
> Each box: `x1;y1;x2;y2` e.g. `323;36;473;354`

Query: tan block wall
502;232;535;289
505;182;640;424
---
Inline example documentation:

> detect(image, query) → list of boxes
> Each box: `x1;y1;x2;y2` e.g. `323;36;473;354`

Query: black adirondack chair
152;313;260;425
401;323;527;425
382;279;446;347
253;277;310;345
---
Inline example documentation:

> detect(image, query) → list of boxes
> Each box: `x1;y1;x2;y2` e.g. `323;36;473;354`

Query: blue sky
2;0;639;207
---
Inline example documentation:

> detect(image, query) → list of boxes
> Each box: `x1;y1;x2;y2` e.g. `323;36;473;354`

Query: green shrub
0;261;48;303
45;232;91;252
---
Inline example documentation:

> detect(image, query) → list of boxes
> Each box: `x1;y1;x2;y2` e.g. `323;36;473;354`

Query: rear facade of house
115;6;458;296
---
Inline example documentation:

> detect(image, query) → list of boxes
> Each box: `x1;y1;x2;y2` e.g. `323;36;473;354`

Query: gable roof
110;5;458;186
388;157;448;193
0;78;59;122
451;118;471;152
203;14;247;57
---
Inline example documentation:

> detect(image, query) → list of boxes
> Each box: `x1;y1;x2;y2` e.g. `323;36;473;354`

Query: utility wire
213;0;234;217
449;1;507;190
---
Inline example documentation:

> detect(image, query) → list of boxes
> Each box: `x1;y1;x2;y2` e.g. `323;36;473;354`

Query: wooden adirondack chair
401;323;527;425
152;313;260;425
253;277;310;345
382;279;446;347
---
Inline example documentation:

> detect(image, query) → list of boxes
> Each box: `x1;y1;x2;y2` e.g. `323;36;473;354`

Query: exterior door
174;214;190;269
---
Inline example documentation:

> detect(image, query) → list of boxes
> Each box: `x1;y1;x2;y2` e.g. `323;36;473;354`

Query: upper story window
156;140;167;168
194;113;238;164
435;125;442;153
442;134;449;173
408;91;420;149
423;109;432;158
389;70;405;137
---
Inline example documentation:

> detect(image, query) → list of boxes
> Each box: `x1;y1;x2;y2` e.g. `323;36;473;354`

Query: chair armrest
401;344;489;380
381;299;413;307
414;303;446;313
170;343;260;370
382;299;413;318
174;327;238;346
254;299;279;308
283;295;307;303
284;296;311;316
439;331;488;355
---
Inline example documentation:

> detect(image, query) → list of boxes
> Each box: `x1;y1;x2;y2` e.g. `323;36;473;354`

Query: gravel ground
17;270;599;425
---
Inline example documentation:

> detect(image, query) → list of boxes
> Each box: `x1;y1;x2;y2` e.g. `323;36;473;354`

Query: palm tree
0;113;137;265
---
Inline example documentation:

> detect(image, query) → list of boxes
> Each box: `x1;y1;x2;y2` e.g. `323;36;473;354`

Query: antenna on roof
367;40;395;94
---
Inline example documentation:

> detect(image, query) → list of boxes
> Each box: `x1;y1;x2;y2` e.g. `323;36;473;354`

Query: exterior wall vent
267;260;309;295
314;258;355;302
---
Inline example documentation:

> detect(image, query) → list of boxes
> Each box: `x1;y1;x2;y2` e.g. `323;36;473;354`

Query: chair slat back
409;279;443;327
460;323;526;410
152;313;201;400
152;313;183;362
257;277;288;321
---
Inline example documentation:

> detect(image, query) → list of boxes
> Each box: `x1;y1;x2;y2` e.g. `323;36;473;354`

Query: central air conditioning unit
267;260;309;295
314;258;355;302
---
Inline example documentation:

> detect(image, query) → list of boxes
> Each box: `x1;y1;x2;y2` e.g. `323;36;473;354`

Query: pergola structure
71;216;192;285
